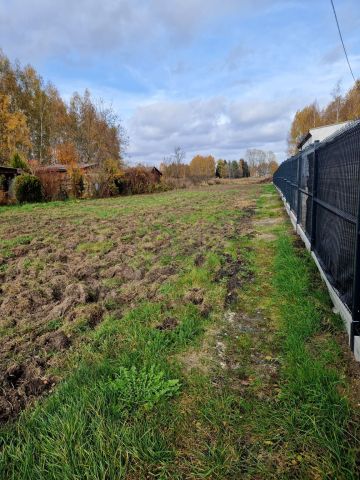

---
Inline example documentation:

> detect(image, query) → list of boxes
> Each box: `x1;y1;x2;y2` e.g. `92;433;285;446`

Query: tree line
288;80;360;155
160;150;249;180
160;147;278;180
0;50;126;167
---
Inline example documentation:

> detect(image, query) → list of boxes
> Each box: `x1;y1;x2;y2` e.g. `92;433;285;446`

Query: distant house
297;121;353;151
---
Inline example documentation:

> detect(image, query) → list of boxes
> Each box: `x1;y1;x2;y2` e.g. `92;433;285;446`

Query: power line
330;0;357;83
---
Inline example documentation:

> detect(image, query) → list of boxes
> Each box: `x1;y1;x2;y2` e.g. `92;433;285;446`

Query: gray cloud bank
127;96;292;164
0;0;274;61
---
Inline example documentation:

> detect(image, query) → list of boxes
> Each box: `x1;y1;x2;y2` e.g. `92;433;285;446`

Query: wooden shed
0;166;20;204
0;166;20;190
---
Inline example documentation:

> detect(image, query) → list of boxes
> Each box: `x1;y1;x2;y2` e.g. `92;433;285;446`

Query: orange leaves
288;80;360;155
190;155;216;178
0;94;31;163
55;142;79;167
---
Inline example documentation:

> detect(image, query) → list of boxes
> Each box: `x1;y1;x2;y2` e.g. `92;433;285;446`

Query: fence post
310;142;319;251
296;154;301;225
351;185;360;352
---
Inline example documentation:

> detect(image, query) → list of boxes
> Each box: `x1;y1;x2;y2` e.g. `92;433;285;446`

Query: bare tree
331;80;343;123
245;148;266;176
165;146;186;178
173;146;185;177
245;149;278;176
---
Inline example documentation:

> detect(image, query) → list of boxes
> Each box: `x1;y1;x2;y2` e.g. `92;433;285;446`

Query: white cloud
1;0;359;167
126;96;292;165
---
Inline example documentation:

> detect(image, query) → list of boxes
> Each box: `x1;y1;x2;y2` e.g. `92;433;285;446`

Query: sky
0;0;360;166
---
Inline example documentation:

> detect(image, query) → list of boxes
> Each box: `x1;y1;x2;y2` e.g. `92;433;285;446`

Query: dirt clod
194;254;205;267
41;331;71;351
185;288;204;305
199;303;212;318
155;317;179;331
5;364;25;387
88;305;104;328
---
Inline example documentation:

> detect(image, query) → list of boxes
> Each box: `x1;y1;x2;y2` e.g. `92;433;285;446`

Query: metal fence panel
273;120;360;352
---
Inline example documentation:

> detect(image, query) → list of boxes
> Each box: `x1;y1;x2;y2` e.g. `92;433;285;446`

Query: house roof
297;132;312;150
0;166;20;176
297;121;353;150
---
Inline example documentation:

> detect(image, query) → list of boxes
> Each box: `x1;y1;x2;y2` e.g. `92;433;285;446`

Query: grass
0;182;359;479
237;185;359;478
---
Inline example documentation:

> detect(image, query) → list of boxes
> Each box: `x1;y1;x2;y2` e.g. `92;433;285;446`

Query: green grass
265;233;357;478
0;234;33;258
241;185;360;478
76;240;115;255
0;182;359;479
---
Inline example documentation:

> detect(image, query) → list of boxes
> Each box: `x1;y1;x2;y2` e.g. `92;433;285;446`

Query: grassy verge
242;185;360;478
269;234;358;478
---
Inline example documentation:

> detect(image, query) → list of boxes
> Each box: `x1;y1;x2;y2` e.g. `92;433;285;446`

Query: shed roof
0;166;19;176
35;163;97;173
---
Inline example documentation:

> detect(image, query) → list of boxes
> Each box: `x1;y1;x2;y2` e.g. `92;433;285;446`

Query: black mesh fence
273;121;360;327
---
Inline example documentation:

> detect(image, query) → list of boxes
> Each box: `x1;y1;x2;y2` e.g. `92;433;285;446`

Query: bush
89;159;124;198
0;174;6;190
69;168;85;198
35;171;68;201
116;167;160;195
9;152;31;173
14;174;43;203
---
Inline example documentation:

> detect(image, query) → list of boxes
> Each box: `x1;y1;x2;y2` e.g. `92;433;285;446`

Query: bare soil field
0;180;259;422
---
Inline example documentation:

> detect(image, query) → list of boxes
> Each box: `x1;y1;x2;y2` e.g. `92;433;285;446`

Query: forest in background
0;50;278;203
0;50;126;167
288;80;360;155
161;148;278;180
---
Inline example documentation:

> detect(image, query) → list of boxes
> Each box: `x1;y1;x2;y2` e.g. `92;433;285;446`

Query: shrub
0;175;7;205
35;171;68;201
0;191;6;205
9;152;31;173
14;174;43;203
69;168;85;198
0;174;6;190
116;167;159;195
90;159;124;198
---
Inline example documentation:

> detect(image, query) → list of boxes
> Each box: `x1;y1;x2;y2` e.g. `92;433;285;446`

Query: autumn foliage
0;50;125;167
288;80;360;155
189;155;216;178
0;94;31;163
